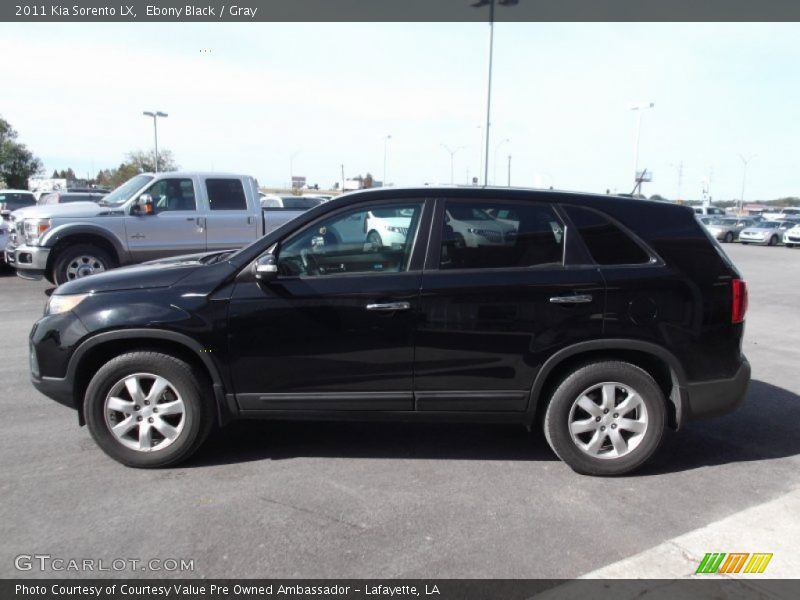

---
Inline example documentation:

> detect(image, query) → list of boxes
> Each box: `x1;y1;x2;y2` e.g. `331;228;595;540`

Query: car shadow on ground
187;379;800;474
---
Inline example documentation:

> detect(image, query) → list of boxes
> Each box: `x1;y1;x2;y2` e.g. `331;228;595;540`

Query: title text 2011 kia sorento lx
28;188;750;475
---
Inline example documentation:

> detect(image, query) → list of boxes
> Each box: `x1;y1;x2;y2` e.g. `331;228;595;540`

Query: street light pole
383;135;392;187
441;144;465;185
738;154;756;215
630;102;654;192
290;149;301;189
493;137;510;185
507;154;512;187
142;111;168;172
471;0;518;186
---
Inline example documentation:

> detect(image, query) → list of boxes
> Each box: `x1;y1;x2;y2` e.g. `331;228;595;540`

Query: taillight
731;279;748;324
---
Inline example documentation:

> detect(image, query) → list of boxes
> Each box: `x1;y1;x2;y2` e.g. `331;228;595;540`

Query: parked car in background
29;187;749;475
783;223;800;247
704;217;756;243
0;190;37;219
693;206;726;217
739;221;795;246
38;191;109;205
260;194;324;231
5;172;319;284
762;207;800;221
0;219;8;265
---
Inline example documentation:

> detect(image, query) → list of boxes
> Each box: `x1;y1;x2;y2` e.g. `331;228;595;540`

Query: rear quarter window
563;205;652;265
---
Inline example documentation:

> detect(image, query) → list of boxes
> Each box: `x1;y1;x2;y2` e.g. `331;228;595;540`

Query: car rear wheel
769;235;779;246
52;243;116;284
84;351;214;468
724;232;734;243
544;361;666;476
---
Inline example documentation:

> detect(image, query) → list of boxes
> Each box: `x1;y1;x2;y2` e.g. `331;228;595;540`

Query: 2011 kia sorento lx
28;187;750;475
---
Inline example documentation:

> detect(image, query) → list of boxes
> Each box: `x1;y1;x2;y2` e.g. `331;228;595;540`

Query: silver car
704;217;756;243
739;221;795;246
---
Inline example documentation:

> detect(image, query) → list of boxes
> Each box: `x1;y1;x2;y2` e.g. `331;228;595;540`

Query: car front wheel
84;351;214;468
544;361;666;476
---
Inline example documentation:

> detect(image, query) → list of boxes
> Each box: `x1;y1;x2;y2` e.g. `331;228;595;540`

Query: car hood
54;250;230;295
12;202;108;220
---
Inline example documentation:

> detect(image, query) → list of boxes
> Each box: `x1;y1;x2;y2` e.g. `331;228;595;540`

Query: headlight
47;293;89;315
23;218;51;246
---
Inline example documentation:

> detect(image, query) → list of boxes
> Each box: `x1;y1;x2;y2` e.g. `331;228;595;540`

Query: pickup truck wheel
84;351;214;468
53;244;115;284
543;361;666;476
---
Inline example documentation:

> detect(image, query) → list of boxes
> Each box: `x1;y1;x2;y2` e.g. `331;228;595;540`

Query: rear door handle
366;302;411;312
549;294;593;304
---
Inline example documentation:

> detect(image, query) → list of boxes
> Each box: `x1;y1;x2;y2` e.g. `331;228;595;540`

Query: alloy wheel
103;373;186;452
567;382;648;460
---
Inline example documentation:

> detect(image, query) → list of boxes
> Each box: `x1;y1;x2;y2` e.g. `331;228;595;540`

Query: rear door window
206;179;247;211
438;200;564;270
563;205;652;265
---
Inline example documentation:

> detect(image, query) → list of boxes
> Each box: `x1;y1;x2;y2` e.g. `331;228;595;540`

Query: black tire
366;230;383;250
543;361;666;476
84;351;214;468
724;232;734;243
768;235;778;247
52;243;116;285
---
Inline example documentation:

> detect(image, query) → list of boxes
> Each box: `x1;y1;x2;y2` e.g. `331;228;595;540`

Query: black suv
29;188;750;475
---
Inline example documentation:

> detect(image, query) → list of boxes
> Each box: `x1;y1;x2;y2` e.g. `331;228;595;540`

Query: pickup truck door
202;177;260;251
124;176;207;262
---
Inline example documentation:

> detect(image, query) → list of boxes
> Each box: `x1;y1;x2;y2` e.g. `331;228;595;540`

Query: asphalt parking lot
1;243;799;579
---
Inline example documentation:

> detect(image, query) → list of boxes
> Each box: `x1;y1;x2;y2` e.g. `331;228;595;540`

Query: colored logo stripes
696;552;773;574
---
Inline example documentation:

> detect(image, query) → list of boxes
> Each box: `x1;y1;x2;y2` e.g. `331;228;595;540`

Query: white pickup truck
5;172;319;283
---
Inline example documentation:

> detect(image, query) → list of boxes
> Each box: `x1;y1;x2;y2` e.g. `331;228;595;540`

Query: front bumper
784;234;800;245
5;242;50;279
684;356;751;421
739;235;769;245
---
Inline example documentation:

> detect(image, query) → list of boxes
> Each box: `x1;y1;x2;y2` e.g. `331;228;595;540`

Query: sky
1;22;798;200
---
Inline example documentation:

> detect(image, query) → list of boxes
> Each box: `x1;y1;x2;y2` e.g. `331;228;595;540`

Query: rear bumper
684;357;751;421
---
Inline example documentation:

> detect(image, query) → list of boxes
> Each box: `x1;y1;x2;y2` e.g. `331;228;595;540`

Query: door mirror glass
254;254;278;282
134;194;154;215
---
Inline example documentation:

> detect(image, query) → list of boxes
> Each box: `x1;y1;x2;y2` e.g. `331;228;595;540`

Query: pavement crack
258;495;366;531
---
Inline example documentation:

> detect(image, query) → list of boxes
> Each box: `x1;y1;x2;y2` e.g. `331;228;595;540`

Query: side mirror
254;254;278;282
134;194;154;215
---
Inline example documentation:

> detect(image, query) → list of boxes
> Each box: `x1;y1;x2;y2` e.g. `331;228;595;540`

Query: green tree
0;116;42;189
51;169;59;178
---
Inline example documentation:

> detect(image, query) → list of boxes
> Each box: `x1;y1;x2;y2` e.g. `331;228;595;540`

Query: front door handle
366;302;411;312
549;294;593;304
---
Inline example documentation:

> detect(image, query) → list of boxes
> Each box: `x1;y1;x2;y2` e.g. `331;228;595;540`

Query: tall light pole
476;125;484;185
507;154;512;187
290;149;301;188
738;154;756;215
471;0;519;187
441;144;465;184
383;135;392;187
630;102;654;191
493;137;510;185
142;111;168;172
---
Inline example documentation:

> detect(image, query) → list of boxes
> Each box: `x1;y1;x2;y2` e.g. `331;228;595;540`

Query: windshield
710;218;735;226
754;221;781;229
100;175;153;206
